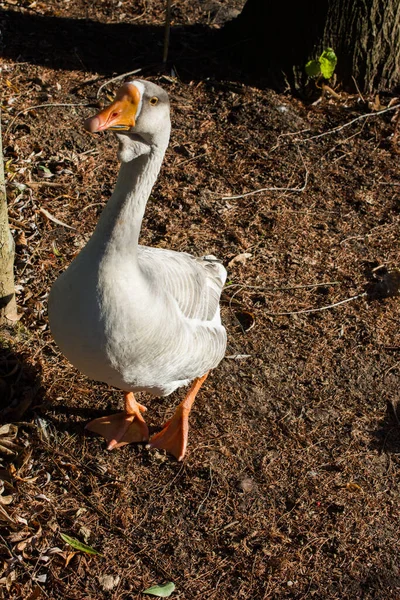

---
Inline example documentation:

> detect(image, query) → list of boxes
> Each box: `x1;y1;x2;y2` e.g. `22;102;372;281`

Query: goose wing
138;246;226;323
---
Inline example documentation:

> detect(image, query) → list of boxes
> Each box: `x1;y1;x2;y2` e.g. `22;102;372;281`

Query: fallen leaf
143;582;176;597
346;482;363;493
5;311;23;322
15;231;27;246
228;252;252;267
99;574;120;591
60;533;102;556
26;587;42;600
0;504;14;524
78;525;92;544
235;310;255;332
64;551;77;568
0;425;21;457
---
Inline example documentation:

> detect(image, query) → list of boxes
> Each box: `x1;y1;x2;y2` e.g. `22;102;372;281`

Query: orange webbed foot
85;392;149;450
148;408;188;461
148;373;209;461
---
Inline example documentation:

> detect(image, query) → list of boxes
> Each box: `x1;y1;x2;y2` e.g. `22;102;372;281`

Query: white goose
48;80;227;461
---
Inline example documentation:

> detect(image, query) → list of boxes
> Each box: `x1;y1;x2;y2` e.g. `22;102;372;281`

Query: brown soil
1;1;400;599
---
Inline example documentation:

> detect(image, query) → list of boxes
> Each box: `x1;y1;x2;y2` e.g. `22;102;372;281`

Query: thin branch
265;292;367;316
195;466;213;516
351;76;365;103
221;146;309;201
225;281;341;293
322;84;342;101
176;151;208;167
96;68;143;98
221;169;309;201
38;207;76;230
298;103;400;143
25;181;65;188
5;103;89;136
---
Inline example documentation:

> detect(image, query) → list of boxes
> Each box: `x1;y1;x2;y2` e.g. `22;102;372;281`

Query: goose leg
85;392;149;450
149;372;209;461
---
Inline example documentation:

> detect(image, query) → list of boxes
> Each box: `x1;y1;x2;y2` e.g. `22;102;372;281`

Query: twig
322;84;342;101
176;151;208;167
81;202;106;212
8;217;31;231
221;169;309;201
96;68;143;98
265;292;367;316
225;281;341;293
351;76;365;103
222;146;309;201
385;362;400;378
25;181;65;188
38;207;76;230
5;103;89;136
195;466;213;516
298;103;400;143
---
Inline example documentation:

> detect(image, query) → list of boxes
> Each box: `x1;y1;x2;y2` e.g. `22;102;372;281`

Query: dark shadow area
0;339;43;421
35;402;110;436
1;9;252;85
372;399;400;455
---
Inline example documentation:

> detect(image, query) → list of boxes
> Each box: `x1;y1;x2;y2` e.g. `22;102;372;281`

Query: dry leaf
99;574;120;591
235;310;255;332
0;425;20;457
346;482;363;492
64;551;77;568
15;231;27;246
5;311;23;322
228;252;252;267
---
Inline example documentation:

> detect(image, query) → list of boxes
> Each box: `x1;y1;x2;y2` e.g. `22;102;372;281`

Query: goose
48;80;227;461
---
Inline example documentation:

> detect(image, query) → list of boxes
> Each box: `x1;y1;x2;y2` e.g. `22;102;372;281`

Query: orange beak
84;83;141;133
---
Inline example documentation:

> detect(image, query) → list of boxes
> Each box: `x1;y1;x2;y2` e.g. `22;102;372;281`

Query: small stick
96;68;143;98
225;281;341;292
351;76;365;103
322;83;342;101
299;103;400;143
25;181;65;188
38;207;76;230
195;465;213;516
5;103;89;136
221;169;309;201
265;292;367;316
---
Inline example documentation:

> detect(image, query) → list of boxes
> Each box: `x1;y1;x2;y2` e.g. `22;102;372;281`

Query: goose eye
149;96;159;106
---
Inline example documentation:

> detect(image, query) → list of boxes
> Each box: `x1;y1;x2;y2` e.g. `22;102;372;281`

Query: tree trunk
0;112;17;325
224;0;400;94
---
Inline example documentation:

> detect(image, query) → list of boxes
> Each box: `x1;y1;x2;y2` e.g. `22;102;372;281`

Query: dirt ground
1;1;400;599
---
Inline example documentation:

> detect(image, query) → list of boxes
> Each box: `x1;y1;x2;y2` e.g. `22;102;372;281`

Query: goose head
84;80;171;162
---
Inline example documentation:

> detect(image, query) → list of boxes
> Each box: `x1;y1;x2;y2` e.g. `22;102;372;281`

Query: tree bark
224;0;400;94
0;111;17;325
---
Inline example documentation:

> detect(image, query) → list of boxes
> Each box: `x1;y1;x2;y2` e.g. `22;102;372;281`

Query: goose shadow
0;338;43;422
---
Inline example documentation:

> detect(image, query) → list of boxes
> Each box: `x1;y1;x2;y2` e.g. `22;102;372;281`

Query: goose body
48;80;227;460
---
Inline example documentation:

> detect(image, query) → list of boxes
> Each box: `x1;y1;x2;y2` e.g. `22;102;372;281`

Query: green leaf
305;60;321;78
60;533;102;556
39;165;53;176
143;582;176;597
319;48;337;79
